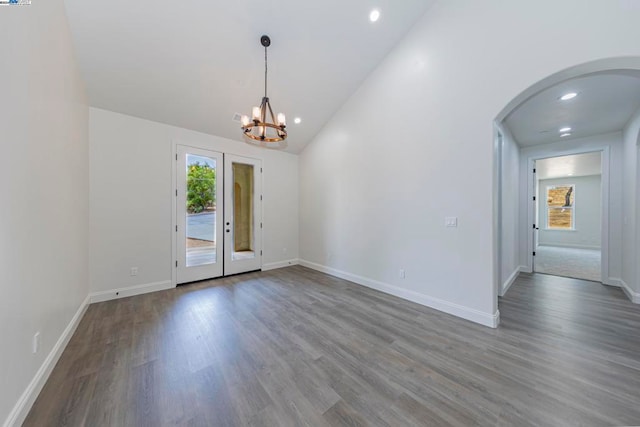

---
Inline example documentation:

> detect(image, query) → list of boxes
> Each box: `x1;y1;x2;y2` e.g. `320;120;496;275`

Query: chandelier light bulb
241;115;250;127
252;106;261;121
277;113;286;126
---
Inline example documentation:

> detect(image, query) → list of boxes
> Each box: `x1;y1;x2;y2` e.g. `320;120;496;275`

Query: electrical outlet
399;269;406;279
130;267;138;276
445;217;458;227
32;332;40;354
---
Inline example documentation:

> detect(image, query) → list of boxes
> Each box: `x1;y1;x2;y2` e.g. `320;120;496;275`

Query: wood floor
25;266;640;426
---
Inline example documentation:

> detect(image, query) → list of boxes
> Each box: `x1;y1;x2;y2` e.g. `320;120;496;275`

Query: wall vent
232;113;242;122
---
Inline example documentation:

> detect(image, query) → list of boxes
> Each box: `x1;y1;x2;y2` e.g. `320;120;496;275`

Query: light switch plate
445;217;458;227
33;332;40;354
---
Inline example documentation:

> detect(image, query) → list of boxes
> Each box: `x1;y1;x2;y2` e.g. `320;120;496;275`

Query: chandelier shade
241;35;287;149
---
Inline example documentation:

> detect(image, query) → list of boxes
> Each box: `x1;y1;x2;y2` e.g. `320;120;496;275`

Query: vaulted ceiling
63;0;436;153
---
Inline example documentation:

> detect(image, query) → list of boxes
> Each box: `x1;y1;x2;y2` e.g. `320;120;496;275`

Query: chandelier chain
264;45;268;99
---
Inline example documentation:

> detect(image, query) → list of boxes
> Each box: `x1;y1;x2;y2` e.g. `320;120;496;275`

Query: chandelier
241;35;287;148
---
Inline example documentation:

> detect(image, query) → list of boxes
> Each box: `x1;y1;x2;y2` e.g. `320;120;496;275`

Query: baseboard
519;265;533;273
3;295;90;427
298;259;499;328
538;243;601;250
89;280;174;303
500;267;521;297
604;277;622;288
262;259;299;271
616;279;640;303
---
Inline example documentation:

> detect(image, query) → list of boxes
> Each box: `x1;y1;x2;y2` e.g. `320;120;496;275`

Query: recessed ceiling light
560;92;578;101
559;127;572;133
369;9;380;22
560;133;571;138
294;117;302;124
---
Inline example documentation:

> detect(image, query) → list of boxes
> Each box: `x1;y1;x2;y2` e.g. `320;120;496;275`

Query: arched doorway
493;57;640;309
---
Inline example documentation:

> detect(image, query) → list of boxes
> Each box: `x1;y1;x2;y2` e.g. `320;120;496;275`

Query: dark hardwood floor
24;266;640;426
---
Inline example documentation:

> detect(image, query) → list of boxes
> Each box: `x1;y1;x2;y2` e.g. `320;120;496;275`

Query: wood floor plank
24;267;640;426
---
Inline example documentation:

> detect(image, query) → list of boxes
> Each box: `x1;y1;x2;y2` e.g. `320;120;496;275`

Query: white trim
171;142;178;287
537;243;601;250
500;267;520;297
519;265;533;273
492;127;503;320
606;278;623;288
616;279;640;303
600;147;610;284
262;259;299;271
89;280;174;303
3;296;90;427
299;259;500;328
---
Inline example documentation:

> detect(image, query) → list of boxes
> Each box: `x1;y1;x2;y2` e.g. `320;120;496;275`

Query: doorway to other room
533;152;603;282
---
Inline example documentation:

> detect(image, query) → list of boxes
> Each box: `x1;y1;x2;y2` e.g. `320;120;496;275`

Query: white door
224;154;262;275
533;160;539;270
176;145;224;284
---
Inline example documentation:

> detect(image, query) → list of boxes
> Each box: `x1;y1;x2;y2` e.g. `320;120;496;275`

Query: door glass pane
186;154;217;266
232;162;255;260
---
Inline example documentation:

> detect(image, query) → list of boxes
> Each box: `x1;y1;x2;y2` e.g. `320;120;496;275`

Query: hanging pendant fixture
241;35;287;149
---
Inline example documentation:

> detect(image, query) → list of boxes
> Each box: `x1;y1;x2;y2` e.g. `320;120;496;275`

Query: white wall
498;126;521;296
519;133;622;283
0;1;89;425
538;175;602;249
622;107;640;293
299;1;640;327
89;108;299;294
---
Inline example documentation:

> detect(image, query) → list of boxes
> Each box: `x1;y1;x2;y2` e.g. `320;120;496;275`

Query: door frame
526;146;610;284
171;140;264;287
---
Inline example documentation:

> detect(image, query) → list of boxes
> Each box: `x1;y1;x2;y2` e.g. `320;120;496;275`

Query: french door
224;154;262;275
176;146;261;284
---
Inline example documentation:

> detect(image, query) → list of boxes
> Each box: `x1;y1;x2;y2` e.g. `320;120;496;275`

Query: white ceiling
504;73;640;147
63;0;436;153
536;152;602;180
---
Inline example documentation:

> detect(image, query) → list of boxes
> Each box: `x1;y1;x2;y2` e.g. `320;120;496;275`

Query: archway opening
493;57;640;311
